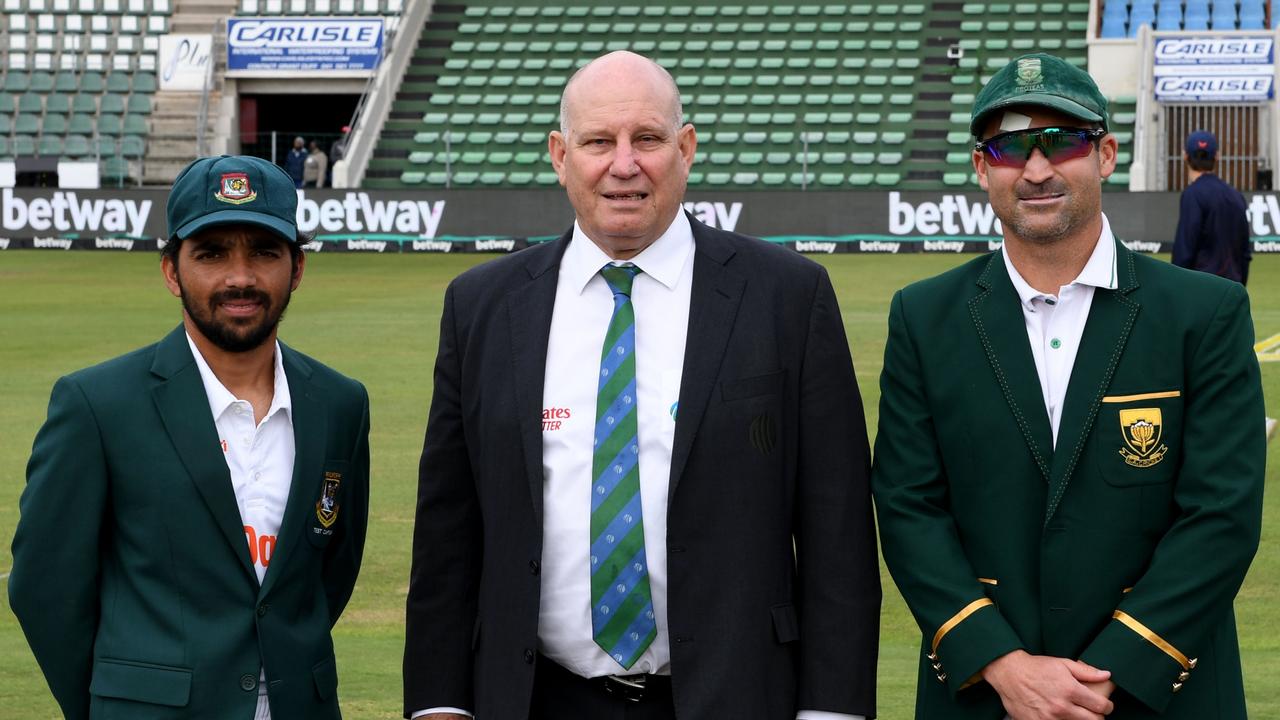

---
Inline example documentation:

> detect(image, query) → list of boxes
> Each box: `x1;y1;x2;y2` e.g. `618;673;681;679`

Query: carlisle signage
1154;36;1275;102
227;18;384;74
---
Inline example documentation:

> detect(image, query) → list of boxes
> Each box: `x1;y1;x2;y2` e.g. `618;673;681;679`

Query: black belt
591;672;671;703
540;654;672;704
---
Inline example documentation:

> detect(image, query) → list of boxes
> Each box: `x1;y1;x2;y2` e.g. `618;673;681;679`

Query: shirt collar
186;332;292;423
1002;212;1118;309
562;211;694;294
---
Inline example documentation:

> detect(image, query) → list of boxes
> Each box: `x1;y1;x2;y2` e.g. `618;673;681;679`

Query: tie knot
601;264;641;297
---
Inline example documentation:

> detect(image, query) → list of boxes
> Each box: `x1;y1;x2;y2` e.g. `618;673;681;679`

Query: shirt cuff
796;712;865;720
410;708;473;718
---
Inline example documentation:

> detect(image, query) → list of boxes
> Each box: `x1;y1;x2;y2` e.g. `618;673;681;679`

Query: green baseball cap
970;53;1109;137
167;155;298;243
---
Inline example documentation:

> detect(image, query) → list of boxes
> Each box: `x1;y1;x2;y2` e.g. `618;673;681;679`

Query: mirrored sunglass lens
986;134;1034;166
1042;132;1093;162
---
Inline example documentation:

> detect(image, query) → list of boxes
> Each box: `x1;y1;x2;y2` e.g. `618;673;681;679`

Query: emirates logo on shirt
542;406;571;431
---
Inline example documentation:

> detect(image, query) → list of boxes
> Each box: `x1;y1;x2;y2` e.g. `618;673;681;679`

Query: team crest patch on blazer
316;471;341;528
215;173;257;205
1118;408;1168;468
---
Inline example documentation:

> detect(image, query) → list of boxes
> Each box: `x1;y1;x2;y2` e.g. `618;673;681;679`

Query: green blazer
871;242;1264;718
10;325;370;720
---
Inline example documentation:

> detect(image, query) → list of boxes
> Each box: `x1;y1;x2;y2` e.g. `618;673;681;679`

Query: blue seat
1101;16;1127;36
1102;2;1128;19
1184;11;1210;28
1239;11;1264;28
1130;0;1155;12
1156;7;1181;28
1210;6;1236;28
1239;0;1265;11
1128;7;1155;32
1184;0;1210;14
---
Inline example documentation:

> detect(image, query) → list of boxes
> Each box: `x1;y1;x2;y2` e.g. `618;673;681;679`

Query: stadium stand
0;0;167;184
1098;0;1271;34
364;1;1145;191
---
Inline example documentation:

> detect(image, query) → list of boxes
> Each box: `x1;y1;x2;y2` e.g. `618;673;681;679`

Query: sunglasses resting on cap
975;126;1107;168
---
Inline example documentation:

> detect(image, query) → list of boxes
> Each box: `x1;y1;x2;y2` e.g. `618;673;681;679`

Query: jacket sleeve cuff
1079;611;1196;714
929;599;1024;697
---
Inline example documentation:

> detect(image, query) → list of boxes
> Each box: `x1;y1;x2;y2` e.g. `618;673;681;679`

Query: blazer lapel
668;221;746;500
150;326;257;582
260;346;325;598
968;251;1055;482
1044;242;1141;524
508;233;569;525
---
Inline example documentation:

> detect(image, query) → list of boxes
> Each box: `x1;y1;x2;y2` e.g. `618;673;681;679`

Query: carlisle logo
1118;408;1169;468
316;471;341;528
215;173;257;205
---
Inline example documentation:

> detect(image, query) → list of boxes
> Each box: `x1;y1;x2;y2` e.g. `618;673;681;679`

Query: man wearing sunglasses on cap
871;53;1263;720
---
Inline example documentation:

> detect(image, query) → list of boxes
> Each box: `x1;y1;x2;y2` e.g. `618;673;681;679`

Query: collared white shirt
1002;214;1119;446
538;212;694;678
415;214;862;720
187;333;294;720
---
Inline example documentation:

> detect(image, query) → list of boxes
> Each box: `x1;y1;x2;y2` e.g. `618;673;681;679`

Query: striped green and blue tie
590;264;656;670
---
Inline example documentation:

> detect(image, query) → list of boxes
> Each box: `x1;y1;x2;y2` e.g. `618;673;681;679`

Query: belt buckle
602;673;647;703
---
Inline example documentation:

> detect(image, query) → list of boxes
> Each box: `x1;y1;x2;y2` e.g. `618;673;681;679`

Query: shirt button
257;603;269;617
239;673;257;691
1050;338;1062;350
253;472;262;482
642;661;653;673
523;649;535;664
528;560;540;576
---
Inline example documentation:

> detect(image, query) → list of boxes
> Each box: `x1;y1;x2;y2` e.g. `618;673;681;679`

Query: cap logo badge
215;173;257;205
1016;57;1044;92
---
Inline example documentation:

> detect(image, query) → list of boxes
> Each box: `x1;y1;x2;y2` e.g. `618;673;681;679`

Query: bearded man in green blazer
871;54;1264;720
10;155;370;720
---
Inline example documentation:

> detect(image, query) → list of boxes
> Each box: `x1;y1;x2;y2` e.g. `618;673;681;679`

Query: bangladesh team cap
1186;130;1218;158
167;155;298;244
970;53;1110;136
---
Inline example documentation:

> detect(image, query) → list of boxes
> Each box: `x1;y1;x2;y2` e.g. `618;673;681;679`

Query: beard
1003;179;1092;244
179;282;291;353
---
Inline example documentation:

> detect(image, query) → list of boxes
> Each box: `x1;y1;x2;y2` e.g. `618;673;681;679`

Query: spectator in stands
404;50;880;720
1172;130;1251;284
9;155;370;720
304;140;328;189
329;126;351;186
872;53;1263;720
284;135;308;188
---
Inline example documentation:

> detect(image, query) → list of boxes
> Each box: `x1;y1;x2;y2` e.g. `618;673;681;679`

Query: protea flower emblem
1118;408;1169;468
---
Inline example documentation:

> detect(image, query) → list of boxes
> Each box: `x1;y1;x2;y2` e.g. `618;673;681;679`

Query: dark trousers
530;656;676;720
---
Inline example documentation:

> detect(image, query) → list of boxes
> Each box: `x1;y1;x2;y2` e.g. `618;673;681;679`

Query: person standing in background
304;140;328;189
1172;130;1251;284
284;136;308;189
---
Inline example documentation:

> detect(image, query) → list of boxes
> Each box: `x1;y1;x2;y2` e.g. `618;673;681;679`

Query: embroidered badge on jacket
1118;408;1168;468
316;471;341;528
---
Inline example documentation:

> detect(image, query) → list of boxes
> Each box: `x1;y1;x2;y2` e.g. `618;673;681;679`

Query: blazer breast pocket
1095;390;1182;487
307;460;349;548
721;370;786;402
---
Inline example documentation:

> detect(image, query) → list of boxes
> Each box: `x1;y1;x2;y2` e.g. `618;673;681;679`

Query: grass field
1;249;1278;719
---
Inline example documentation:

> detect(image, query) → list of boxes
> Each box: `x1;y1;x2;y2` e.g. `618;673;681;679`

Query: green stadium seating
368;0;1100;191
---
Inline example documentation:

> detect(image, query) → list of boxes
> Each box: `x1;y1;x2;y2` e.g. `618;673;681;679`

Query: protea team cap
970;53;1110;137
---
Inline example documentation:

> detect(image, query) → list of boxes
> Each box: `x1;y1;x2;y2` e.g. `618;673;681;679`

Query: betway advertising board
226;17;384;75
1154;36;1275;102
6;188;1280;254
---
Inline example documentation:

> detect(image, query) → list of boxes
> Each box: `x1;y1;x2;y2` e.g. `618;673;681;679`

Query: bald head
558;51;684;137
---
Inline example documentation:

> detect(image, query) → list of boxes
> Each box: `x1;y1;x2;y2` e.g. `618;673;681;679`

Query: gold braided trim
1101;390;1181;403
1113;611;1190;670
932;599;995;655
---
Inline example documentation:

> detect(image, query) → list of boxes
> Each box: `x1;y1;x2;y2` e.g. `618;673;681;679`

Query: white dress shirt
1002;214;1119;446
414;213;862;720
188;334;294;720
